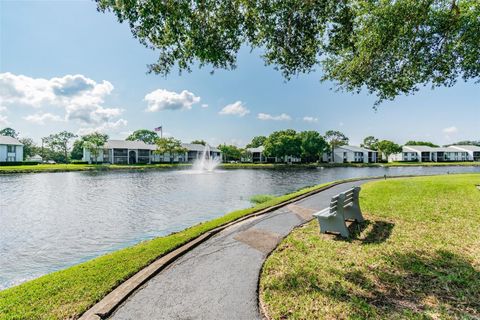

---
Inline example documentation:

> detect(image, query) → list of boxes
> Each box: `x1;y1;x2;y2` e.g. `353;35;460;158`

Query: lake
1;165;479;290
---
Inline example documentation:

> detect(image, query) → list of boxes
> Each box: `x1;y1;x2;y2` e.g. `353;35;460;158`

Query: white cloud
23;112;64;125
442;126;458;134
0;72;126;133
257;113;291;121
0;114;9;126
219;101;250;117
303;116;318;123
201;104;209;108
76;119;128;136
144;89;200;112
0;72;113;108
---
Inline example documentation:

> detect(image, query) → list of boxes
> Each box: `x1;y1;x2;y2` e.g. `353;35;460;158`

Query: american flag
154;126;162;132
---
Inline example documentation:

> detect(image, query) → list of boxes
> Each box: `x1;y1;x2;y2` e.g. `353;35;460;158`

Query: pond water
1;165;479;290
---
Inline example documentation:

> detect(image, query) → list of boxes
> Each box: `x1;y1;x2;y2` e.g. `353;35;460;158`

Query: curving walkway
109;180;372;320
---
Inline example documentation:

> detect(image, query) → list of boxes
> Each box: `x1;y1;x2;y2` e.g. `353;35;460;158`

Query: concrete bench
313;187;364;238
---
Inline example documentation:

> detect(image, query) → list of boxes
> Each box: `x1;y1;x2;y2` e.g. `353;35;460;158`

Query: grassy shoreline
260;174;480;319
0;178;360;320
0;161;479;174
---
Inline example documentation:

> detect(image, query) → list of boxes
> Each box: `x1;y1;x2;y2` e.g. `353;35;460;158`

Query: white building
26;154;43;163
83;140;221;164
0;136;23;162
323;146;378;163
388;145;470;162
450;145;480;162
243;146;301;163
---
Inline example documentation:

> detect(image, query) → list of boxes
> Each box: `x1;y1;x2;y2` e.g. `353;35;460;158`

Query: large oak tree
97;0;479;104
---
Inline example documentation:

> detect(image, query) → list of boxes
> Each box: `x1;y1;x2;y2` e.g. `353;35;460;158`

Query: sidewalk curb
79;176;379;319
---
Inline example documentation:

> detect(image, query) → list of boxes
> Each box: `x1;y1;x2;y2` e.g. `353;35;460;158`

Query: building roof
436;147;468;152
247;146;265;153
450;145;480;152
403;145;436;152
336;145;375;153
0;135;23;145
182;143;221;153
404;145;470;153
104;140;155;150
102;140;220;153
27;154;43;161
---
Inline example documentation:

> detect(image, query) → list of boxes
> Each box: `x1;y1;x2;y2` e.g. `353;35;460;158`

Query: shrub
70;160;89;165
0;161;40;166
250;194;276;204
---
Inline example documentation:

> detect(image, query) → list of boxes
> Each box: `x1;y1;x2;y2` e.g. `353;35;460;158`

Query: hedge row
0;161;40;166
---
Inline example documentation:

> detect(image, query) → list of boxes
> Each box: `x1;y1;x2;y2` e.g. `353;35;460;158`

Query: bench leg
344;204;364;222
316;216;349;238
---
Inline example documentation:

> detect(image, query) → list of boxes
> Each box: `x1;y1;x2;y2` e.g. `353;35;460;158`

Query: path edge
79;176;382;320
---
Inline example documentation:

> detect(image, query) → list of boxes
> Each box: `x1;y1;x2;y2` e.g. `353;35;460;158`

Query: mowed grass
261;174;480;319
1;161;479;174
0;179;351;320
0;163;190;174
250;194;276;204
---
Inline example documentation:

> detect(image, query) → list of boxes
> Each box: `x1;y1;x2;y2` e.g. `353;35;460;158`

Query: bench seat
313;186;364;238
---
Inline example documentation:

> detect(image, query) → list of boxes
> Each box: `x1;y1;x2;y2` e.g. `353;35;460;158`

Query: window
7;145;15;153
138;149;150;157
103;149;110;162
113;149;128;156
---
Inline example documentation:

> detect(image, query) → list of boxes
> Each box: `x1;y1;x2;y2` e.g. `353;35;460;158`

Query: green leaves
97;0;480;105
263;129;302;159
126;129;159;144
155;137;187;159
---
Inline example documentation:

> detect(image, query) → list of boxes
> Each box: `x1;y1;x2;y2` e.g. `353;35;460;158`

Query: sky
0;0;478;147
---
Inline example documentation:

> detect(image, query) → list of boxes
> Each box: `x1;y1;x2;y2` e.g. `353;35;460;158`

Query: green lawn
260;174;480;319
0;163;190;174
384;161;480;167
0;179;356;320
1;161;479;174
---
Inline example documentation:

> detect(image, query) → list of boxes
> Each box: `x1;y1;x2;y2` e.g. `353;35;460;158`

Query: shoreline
2;173;479;319
0;177;368;319
0;161;479;174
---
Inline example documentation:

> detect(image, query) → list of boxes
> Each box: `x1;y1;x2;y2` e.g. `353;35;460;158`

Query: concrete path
109;180;370;320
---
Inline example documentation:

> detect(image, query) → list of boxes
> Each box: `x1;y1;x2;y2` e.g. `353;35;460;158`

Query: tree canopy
0;127;18;138
405;140;439;147
218;144;244;161
447;140;480;146
191;140;207;146
377;140;402;161
19;138;39;160
97;0;480;104
361;136;379;150
263;130;302;160
246;136;267;148
43;131;77;163
126;129;159;144
83;132;109;164
299;131;328;162
155;137;188;162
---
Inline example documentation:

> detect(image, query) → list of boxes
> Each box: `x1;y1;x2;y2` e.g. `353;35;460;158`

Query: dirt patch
287;204;317;221
234;228;282;254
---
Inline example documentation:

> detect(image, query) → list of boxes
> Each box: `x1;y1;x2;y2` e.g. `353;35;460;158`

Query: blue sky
0;0;478;146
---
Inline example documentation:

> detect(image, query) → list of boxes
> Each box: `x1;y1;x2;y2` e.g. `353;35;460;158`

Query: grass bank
260;174;480;319
0;178;358;320
0;163;190;174
0;161;479;174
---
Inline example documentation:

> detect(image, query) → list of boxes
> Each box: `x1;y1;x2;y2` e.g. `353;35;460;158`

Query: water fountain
191;144;221;172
